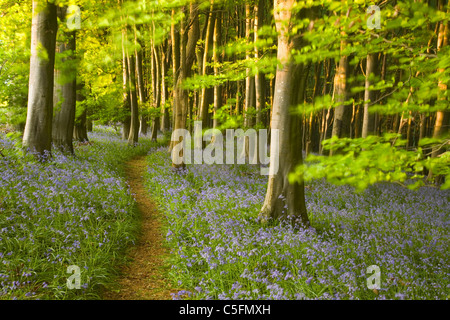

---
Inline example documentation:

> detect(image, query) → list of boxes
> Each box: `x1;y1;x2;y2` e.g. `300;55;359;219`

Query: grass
143;148;449;300
0;126;162;299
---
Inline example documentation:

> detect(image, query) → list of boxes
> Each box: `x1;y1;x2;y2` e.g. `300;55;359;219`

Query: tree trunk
151;41;161;142
53;9;76;154
127;48;139;145
254;0;266;127
213;9;222;129
23;1;58;158
331;41;351;142
135;28;148;136
121;24;131;140
160;39;170;132
259;0;315;226
171;4;199;166
169;8;181;152
73;83;89;142
362;53;379;138
319;58;332;155
244;4;255;128
199;2;215;130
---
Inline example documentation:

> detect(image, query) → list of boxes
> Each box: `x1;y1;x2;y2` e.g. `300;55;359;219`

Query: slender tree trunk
254;0;266;127
362;53;379;138
171;9;181;142
53;8;76;154
419;113;427;141
135;27;148;136
121;23;131;140
308;61;321;153
331;41;351;142
244;4;255;128
213;9;222;129
151;42;161;142
406;113;413;149
127;48;139;145
199;2;215;130
319;58;332;155
235;80;242;116
160;39;170;132
23;1;58;158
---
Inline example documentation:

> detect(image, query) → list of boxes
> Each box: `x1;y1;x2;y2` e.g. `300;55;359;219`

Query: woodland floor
102;156;177;300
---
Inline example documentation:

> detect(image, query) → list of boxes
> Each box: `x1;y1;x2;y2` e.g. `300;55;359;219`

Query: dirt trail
102;155;176;300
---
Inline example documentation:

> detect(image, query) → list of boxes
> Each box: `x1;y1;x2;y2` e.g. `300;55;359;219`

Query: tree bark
151;41;161;142
23;1;58;158
254;0;266;127
244;4;255;128
73;82;89;142
259;0;315;226
171;4;199;166
362;53;379;138
160;39;170;132
135;27;148;136
331;41;351;142
213;9;222;129
171;9;181;136
53;8;77;154
199;2;215;130
121;22;131;141
127;48;139;145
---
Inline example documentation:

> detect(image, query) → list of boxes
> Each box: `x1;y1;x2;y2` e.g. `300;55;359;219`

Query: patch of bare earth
102;155;177;300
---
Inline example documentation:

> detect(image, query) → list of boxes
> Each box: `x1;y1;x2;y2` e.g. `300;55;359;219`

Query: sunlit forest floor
0;126;449;300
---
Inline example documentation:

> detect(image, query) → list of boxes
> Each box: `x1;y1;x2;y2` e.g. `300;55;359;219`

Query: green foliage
290;134;449;191
0;0;32;129
283;0;450;191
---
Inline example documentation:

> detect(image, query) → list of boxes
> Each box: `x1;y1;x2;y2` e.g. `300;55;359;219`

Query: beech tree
53;6;77;154
259;0;316;226
331;9;351;143
22;0;58;157
361;53;379;138
126;33;139;146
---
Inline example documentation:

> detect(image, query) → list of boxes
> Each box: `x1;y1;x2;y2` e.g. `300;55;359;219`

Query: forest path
102;155;175;300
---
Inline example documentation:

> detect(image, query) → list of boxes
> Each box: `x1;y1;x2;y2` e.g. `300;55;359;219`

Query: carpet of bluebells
144;148;450;300
0;126;158;299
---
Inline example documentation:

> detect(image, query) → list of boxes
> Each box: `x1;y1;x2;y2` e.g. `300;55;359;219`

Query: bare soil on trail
102;156;176;300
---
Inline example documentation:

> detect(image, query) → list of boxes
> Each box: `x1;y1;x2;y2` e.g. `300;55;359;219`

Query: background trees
0;0;449;221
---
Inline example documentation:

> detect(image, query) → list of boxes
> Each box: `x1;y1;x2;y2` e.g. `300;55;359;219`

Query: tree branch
369;66;414;106
362;30;438;58
0;60;7;76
